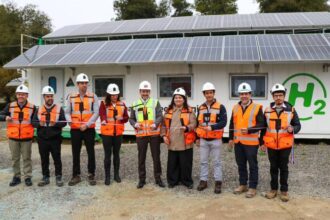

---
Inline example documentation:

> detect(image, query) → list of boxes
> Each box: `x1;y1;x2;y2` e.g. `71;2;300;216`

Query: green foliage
257;0;330;13
195;0;237;15
172;0;193;17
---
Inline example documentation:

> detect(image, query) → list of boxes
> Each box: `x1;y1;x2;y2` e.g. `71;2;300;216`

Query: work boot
38;176;50;187
25;177;33;186
265;190;277;199
279;191;289;202
245;188;257;198
88;174;97;186
197;180;208;191
105;174;110;186
114;172;121;183
214;181;222;194
68;176;81;186
9;176;21;187
155;179;165;188
233;185;248;194
56;175;64;187
137;180;146;189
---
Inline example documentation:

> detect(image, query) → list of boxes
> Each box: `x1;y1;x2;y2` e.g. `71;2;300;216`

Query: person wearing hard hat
99;83;129;185
260;83;301;202
228;82;264;198
195;82;227;194
129;80;165;189
0;84;37;187
65;73;99;186
161;88;197;189
32;86;66;187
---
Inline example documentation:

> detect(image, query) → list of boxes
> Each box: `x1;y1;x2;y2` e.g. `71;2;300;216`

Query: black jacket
32;105;67;140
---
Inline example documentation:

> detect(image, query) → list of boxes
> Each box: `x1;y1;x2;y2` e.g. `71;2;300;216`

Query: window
48;76;57;93
158;75;192;98
230;74;267;99
93;76;124;97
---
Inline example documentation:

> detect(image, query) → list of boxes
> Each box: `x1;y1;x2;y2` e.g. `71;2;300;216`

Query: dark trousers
234;143;259;189
136;136;162;181
167;148;193;187
70;128;96;176
102;135;122;178
38;138;62;177
268;148;291;192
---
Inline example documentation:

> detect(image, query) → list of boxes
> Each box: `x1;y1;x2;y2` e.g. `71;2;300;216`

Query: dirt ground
0;134;329;219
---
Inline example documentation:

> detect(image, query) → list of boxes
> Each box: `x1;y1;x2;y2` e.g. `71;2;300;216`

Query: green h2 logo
283;73;327;121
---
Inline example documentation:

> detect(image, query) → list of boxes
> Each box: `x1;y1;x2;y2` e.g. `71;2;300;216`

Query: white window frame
157;74;194;99
92;75;125;99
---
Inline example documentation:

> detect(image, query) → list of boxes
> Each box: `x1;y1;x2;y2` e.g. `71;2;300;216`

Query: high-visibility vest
164;107;196;145
232;102;262;146
100;101;125;136
263;106;294;150
196;101;224;139
37;104;61;126
132;98;160;137
7;101;35;140
69;92;95;129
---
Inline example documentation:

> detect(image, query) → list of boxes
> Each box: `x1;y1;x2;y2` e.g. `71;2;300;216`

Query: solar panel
119;39;161;63
291;34;330;60
57;41;105;65
66;22;104;37
251;14;281;27
165;16;197;31
152;38;191;62
303;12;330;26
187;36;223;62
258;35;299;61
276;13;310;26
222;14;251;29
139;18;172;32
43;25;82;38
88;20;126;35
223;35;259;62
194;15;223;30
112;19;149;34
4;45;56;68
87;40;132;64
31;44;79;66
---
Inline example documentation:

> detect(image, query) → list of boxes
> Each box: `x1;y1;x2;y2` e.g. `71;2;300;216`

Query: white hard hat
173;88;186;97
106;83;120;95
202;82;215;92
42;86;55;95
16;84;29;94
237;82;252;93
270;83;286;94
76;73;89;83
139;81;151;90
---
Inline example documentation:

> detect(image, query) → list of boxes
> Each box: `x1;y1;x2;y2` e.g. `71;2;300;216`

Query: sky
5;0;259;30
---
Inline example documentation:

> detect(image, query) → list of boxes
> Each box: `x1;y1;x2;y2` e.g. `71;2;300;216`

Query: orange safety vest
196;101;224;139
232;102;262;146
164;107;196;145
7;101;35;140
263;106;294;150
100;101;126;136
37;104;61;126
69;92;95;129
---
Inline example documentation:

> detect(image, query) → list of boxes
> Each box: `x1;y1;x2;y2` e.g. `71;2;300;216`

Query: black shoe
137;180;146;189
25;178;33;186
56;176;64;187
88;174;97;186
114;174;121;183
186;184;193;189
9;177;21;187
105;176;110;185
156;179;165;188
168;184;175;188
38;176;50;187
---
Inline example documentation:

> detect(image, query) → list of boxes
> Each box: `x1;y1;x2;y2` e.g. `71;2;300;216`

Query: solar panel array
5;34;330;68
43;12;330;39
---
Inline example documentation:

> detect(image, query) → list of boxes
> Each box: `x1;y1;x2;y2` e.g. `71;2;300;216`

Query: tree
172;0;193;17
157;0;171;18
114;0;158;20
195;0;237;15
257;0;330;13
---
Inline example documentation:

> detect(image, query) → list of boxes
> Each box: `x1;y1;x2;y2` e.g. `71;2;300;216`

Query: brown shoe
279;191;289;202
68;176;81;186
245;188;257;198
88;174;97;186
265;190;277;199
197;180;208;191
214;181;222;194
233;185;248;194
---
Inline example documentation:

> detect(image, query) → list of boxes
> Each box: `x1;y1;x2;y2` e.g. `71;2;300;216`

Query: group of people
0;72;301;202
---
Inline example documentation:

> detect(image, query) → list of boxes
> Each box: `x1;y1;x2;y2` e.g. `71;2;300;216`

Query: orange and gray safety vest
69;92;95;129
100;101;125;136
37;104;61;126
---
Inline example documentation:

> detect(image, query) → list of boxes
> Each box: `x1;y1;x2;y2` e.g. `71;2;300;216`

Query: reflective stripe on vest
7;102;34;139
263;106;294;150
70;92;95;129
37;104;61;127
233;102;261;146
133;98;160;137
100;101;125;136
196;101;224;139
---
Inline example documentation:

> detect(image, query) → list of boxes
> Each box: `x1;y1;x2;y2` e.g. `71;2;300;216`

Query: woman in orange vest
161;88;196;189
99;83;128;185
260;84;301;202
